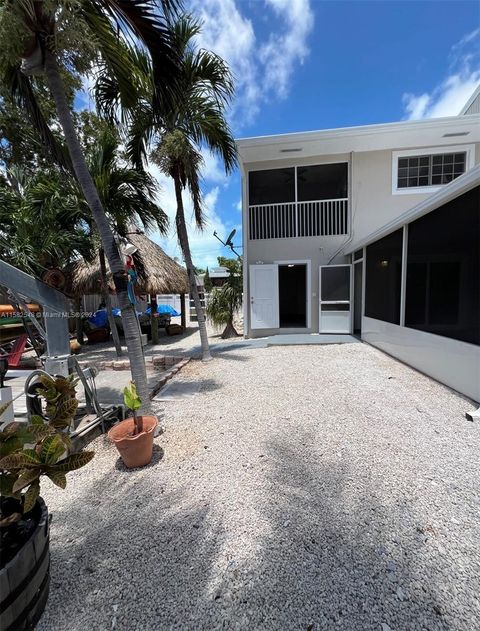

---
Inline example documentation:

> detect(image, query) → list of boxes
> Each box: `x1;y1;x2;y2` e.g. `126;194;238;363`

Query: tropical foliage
142;15;237;360
0;166;92;274
203;267;213;292
0;0;182;413
206;258;243;339
123;381;143;434
0;374;94;522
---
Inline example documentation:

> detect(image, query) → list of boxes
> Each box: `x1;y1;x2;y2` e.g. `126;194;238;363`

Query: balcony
248;198;349;240
247;162;349;241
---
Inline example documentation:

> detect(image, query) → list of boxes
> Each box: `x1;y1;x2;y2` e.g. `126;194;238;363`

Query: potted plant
0;374;94;629
108;382;157;468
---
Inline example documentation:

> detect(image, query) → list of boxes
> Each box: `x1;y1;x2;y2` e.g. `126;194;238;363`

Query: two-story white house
237;86;480;401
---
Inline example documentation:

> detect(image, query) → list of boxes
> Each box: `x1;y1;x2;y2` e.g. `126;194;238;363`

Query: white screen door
249;264;279;329
319;265;352;333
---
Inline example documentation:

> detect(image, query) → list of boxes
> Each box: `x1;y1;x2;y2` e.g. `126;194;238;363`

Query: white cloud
189;0;314;126
259;0;314;99
201;150;228;185
148;164;237;269
235;198;242;212
403;28;480;119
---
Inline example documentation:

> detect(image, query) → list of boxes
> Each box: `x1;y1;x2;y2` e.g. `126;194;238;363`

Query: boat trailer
0;260;123;437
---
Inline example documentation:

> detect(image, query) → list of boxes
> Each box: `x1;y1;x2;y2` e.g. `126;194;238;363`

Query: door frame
319;263;353;334
274;259;311;329
352;253;364;336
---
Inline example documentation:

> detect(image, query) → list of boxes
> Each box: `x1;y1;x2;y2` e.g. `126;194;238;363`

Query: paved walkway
38;342;479;631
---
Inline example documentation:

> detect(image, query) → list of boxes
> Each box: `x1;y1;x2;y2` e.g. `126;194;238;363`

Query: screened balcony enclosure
248;164;348;240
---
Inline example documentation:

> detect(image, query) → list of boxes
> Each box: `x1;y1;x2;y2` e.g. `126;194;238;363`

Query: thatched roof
64;232;189;297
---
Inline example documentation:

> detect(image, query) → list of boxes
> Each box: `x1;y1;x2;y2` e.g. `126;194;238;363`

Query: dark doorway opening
279;264;307;328
353;261;363;335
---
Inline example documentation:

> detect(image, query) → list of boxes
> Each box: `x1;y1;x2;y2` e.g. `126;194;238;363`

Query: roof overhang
459;83;480;115
344;164;480;254
236;115;480;164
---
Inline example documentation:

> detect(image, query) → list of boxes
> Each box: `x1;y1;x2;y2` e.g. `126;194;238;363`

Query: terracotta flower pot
108;415;158;468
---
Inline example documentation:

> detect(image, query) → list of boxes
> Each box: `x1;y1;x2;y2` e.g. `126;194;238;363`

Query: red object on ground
0;333;29;368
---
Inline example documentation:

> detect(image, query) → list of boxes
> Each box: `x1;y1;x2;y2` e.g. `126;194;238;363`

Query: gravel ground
37;342;479;631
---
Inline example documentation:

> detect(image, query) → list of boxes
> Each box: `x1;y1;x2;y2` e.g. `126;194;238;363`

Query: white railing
248;199;348;240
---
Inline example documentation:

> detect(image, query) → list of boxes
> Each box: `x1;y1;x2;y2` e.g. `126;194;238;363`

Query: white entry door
319;264;352;333
249;264;279;329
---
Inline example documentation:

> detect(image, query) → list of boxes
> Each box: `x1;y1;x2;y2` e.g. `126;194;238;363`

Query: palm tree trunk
44;51;151;413
173;172;211;361
99;247;122;357
222;321;238;339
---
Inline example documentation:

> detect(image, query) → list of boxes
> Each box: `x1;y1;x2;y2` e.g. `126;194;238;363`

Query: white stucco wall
362;317;480;402
348;143;480;249
246;235;349;336
242;142;480;337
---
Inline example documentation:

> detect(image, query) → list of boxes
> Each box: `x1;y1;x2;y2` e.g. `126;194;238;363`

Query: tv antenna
213;229;241;259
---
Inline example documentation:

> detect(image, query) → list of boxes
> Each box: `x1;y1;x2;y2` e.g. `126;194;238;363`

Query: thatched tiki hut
65;232;189;330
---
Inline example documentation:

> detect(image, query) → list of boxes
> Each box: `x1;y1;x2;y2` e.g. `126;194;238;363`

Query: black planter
0;498;50;630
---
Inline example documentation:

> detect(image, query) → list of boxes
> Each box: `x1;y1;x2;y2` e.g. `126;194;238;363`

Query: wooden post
150;294;159;344
180;293;186;330
75;296;84;345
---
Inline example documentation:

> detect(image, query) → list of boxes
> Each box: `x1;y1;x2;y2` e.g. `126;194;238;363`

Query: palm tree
206;259;243;339
0;167;92;274
0;0;181;412
133;16;237;361
84;126;169;355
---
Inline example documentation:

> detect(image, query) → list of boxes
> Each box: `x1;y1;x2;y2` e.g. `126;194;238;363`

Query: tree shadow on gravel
214;434;454;631
37;463;223;631
210;350;251;362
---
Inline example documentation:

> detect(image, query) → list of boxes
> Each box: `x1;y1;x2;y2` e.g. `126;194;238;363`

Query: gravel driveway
38;342;479;631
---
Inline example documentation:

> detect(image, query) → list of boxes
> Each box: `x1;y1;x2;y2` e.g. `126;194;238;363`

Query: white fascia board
236;115;480;164
344;164;480;254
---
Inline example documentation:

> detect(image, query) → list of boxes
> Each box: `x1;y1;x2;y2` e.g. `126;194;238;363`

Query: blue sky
110;0;480;269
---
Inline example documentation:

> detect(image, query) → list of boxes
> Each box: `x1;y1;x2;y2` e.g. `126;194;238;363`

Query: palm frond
3;64;73;172
124;102;156;168
84;0;182;111
180;97;237;173
183;48;234;106
184;148;204;229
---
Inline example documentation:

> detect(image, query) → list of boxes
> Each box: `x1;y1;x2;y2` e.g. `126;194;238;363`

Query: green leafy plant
123;381;143;435
206;258;243;339
0;375;94;524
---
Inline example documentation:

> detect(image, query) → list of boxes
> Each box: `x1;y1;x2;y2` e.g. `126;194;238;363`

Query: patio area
37;342;479;631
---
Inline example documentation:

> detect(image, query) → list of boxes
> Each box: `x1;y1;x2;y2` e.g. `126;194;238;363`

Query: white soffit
236;115;480;164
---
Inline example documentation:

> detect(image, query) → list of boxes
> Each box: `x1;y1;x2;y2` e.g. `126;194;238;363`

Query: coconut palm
0;0;181;411
129;16;237;361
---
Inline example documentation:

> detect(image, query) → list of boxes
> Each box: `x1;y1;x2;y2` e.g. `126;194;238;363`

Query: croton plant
0;374;94;525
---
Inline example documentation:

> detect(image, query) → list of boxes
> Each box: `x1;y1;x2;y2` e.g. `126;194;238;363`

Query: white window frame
391;144;475;196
